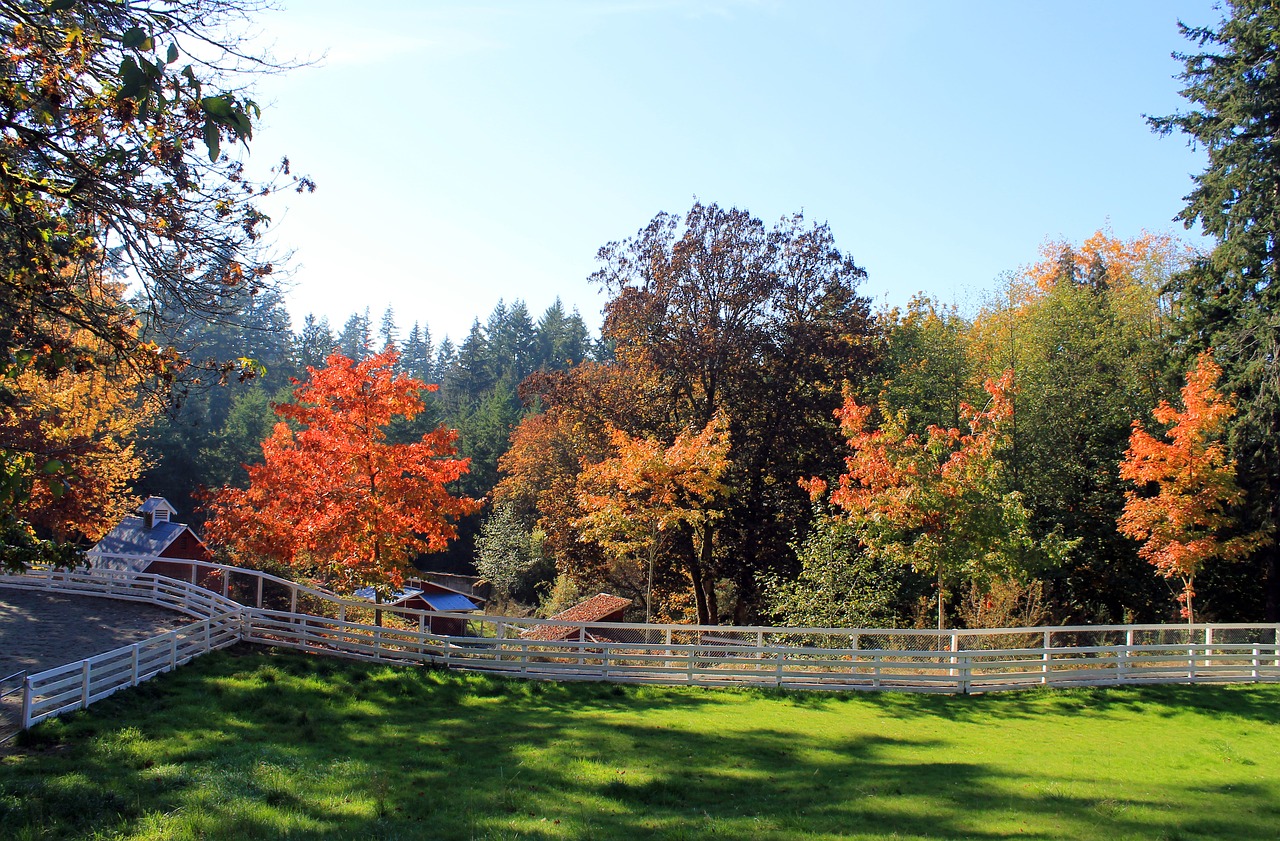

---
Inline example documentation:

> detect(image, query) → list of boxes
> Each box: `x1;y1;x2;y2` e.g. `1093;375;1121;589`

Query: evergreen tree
434;337;458;386
1150;0;1280;618
337;309;373;361
403;321;435;383
379;306;399;353
297;315;336;372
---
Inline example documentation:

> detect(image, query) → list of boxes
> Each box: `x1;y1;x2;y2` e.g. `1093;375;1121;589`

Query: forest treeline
130;220;1272;627
2;1;1277;630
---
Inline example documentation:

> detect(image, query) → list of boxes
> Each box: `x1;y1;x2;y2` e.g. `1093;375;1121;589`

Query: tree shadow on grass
1;647;1278;840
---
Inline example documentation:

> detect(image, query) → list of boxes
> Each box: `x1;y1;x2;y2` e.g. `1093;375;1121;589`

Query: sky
237;0;1221;345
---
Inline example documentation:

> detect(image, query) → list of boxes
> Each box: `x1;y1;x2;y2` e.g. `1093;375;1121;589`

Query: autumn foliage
815;370;1069;628
204;350;479;594
1118;352;1270;622
574;413;731;622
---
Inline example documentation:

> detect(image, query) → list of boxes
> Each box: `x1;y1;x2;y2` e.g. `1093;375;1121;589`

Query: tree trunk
699;520;717;625
937;568;945;633
1265;545;1279;622
688;554;709;625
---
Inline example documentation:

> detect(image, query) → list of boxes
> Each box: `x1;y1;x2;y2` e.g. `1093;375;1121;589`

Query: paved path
0;587;191;678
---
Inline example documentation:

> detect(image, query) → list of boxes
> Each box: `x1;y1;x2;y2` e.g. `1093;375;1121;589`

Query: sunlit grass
2;645;1278;839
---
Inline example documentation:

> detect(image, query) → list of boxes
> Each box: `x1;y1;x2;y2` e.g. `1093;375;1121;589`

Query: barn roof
352;587;479;613
90;517;191;570
521;593;632;641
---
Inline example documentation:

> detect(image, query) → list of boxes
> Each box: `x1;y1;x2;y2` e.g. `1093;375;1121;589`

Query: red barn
352;582;481;637
521;593;633;642
87;497;212;581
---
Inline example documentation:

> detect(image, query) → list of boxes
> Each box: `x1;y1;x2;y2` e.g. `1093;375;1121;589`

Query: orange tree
1118;352;1271;623
204;349;479;595
574;413;731;623
815;370;1072;630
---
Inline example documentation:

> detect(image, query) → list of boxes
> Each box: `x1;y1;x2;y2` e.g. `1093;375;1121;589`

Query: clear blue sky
243;0;1219;344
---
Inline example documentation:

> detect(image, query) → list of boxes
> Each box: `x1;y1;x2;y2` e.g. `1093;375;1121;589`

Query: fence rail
3;560;1280;733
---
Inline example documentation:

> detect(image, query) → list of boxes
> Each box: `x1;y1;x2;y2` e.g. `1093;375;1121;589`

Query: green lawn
1;646;1278;840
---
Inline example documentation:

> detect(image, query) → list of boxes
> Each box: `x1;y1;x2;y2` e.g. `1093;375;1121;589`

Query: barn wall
159;530;212;562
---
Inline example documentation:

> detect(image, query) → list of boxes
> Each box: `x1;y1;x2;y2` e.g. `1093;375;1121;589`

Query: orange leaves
574;413;731;618
814;369;1061;628
1117;352;1270;620
204;348;479;594
575;413;731;555
827;369;1017;533
1026;229;1188;293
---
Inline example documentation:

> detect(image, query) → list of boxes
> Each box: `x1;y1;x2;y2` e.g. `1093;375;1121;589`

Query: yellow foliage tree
1;330;159;543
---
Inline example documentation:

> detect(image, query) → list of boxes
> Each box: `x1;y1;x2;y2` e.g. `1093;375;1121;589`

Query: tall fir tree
1150;0;1280;618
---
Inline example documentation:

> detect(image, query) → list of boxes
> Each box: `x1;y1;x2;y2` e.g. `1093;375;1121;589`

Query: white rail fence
2;559;1279;732
0;567;244;730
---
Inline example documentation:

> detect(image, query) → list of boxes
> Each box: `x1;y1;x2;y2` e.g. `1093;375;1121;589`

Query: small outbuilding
87;497;212;581
520;593;633;642
352;582;481;637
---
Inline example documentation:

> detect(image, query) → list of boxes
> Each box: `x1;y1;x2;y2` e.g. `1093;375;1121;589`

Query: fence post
256;576;264;609
170;635;178;672
949;633;960;679
290;586;298;617
80;660;91;710
960;651;971;695
131;643;140;685
1121;629;1134;684
1042;630;1051;684
21;676;33;730
1205;627;1214;669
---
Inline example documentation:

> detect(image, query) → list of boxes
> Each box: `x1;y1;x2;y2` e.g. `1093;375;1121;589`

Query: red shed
87;497;212;581
353;583;481;637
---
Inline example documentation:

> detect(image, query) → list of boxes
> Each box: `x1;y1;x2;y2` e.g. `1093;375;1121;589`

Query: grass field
1;646;1278;840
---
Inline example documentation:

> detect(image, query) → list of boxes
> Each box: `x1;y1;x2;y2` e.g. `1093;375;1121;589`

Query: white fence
0;567;243;730
3;560;1279;732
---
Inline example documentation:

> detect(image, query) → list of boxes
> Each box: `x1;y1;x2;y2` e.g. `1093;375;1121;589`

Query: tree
474;501;548;604
2;328;158;543
1150;0;1280;617
964;231;1189;622
817;371;1072;630
765;508;922;629
592;201;876;622
0;0;311;569
574;413;731;623
203;349;480;595
494;362;664;589
1118;352;1270;623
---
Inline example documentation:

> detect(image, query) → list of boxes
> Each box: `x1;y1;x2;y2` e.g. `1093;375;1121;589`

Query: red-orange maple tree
813;370;1068;630
1118;352;1270;623
204;349;480;594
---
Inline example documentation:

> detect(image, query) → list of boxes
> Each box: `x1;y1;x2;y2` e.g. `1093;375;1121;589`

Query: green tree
1150;0;1280;618
474;501;549;604
766;510;922;629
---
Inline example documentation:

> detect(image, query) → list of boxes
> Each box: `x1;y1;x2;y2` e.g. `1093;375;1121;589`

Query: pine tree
1150;0;1280;617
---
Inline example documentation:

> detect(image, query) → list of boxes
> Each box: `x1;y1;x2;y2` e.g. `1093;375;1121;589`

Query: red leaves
1118;352;1270;620
204;349;479;593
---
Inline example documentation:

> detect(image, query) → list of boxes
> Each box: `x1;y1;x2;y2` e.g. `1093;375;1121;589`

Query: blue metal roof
419;592;478;612
93;517;187;557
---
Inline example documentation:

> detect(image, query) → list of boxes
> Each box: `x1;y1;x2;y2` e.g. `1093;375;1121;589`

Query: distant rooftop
521;593;632;641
